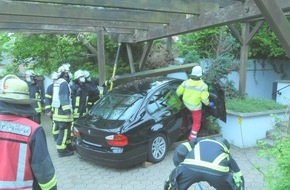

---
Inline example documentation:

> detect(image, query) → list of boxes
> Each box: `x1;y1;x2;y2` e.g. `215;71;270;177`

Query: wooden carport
0;0;290;96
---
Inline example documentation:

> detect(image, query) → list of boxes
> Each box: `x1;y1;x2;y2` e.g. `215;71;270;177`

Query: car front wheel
147;133;168;163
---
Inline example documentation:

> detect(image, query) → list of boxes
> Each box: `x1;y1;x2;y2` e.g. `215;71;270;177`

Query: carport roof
1;0;290;43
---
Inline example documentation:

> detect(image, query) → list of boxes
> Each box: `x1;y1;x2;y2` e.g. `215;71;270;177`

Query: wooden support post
126;43;135;73
97;28;106;86
229;20;263;97
166;36;172;54
239;22;249;97
139;40;153;70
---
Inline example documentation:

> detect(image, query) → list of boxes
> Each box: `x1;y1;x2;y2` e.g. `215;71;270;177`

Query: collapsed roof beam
122;0;290;43
17;0;219;14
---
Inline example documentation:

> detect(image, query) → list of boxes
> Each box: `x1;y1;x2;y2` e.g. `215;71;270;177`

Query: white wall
201;59;290;100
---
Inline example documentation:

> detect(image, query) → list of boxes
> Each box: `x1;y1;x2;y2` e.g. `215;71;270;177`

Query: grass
226;97;287;113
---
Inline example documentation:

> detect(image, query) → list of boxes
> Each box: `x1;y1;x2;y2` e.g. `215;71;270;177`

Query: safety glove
233;172;245;190
209;102;215;108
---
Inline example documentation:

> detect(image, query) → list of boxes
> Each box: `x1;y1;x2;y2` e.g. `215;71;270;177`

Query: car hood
75;114;126;131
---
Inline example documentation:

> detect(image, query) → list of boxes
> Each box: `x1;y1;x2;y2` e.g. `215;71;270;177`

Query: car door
146;84;185;142
203;83;227;122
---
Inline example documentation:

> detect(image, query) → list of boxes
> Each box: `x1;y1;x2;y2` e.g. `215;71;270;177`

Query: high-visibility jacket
71;82;89;119
173;139;241;173
52;78;73;122
176;79;210;111
27;81;43;113
45;83;53;113
0;114;57;190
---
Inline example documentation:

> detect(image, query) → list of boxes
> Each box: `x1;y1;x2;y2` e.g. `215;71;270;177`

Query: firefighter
71;70;89;119
51;64;74;157
45;71;59;142
176;65;214;140
83;70;118;109
164;137;245;190
0;75;57;190
25;70;44;124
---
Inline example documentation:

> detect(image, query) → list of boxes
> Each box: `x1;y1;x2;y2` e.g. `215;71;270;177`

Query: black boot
58;149;74;157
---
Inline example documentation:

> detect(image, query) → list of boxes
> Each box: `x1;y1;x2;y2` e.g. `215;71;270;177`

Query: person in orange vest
0;75;57;190
176;65;214;140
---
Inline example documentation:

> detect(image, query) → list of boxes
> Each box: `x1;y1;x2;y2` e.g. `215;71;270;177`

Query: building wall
201;59;290;100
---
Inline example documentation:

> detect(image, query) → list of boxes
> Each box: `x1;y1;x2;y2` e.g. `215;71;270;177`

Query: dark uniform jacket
71;82;89;119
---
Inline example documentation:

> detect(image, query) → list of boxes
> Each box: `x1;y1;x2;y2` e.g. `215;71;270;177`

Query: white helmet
58;63;70;73
51;72;59;80
25;70;36;77
83;70;90;78
191;65;203;77
74;70;84;80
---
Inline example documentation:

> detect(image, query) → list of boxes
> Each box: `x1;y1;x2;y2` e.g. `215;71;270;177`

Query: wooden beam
97;29;106;86
128;0;290;42
115;63;198;85
254;0;290;58
139;41;153;70
21;0;219;14
0;15;163;30
0;1;185;24
0;23;101;33
126;44;135;73
245;20;264;45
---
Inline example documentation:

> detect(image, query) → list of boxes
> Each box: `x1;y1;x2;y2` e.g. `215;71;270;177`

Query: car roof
111;77;182;96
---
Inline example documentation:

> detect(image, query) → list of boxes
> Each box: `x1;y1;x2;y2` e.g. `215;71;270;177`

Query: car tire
147;133;168;163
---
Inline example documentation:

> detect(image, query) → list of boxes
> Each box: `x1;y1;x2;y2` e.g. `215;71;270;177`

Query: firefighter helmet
0;75;37;105
191;65;203;77
74;70;84;80
25;70;36;77
51;72;59;80
83;70;90;78
58;63;71;73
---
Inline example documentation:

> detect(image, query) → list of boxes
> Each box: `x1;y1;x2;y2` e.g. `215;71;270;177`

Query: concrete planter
218;109;287;148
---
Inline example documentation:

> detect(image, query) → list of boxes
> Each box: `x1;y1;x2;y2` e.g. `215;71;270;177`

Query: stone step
258;121;289;147
257;137;274;148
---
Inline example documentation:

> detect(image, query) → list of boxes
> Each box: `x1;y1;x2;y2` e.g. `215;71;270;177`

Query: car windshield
90;94;143;120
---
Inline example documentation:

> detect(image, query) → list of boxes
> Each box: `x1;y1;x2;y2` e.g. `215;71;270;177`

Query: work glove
209;102;215;108
233;172;245;190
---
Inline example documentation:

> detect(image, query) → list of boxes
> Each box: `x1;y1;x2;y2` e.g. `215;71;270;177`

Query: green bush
226;97;286;113
257;133;290;190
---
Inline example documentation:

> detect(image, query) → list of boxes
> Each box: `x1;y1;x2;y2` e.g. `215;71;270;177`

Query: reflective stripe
17;143;27;180
0;143;33;189
62;105;71;111
39;175;57;190
56;128;68;150
0;180;33;189
182;142;192;152
194;143;201;160
45;94;52;99
184;81;206;91
182;158;230;172
213;153;229;165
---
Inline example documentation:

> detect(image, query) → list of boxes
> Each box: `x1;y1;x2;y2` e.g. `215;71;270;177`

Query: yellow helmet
0;75;37;105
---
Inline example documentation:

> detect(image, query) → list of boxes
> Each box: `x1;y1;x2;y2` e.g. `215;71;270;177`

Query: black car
73;76;226;168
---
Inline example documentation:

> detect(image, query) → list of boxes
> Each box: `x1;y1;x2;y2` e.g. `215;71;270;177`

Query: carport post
97;28;106;86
